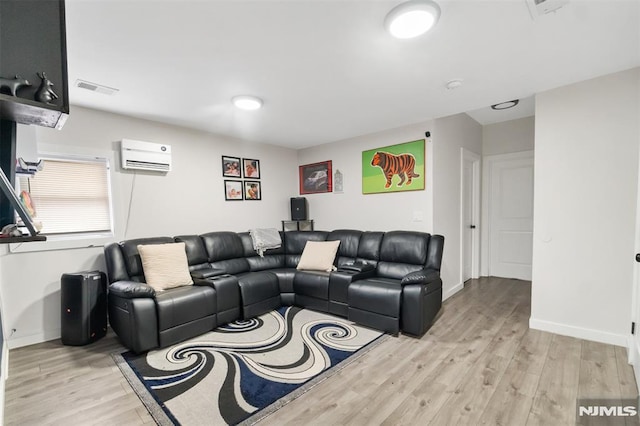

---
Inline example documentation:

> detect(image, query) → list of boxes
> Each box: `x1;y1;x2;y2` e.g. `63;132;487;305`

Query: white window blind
18;158;112;235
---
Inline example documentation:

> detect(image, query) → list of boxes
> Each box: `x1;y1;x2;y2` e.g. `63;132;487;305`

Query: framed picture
243;158;260;179
362;139;425;194
222;156;241;178
244;180;261;200
299;160;332;194
224;180;244;201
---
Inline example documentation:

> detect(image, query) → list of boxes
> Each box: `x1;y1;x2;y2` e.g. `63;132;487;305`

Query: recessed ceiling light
385;0;441;39
445;79;463;90
232;95;263;111
491;99;519;110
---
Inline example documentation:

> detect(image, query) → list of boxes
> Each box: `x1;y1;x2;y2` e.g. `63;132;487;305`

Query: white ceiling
466;96;535;125
65;0;640;149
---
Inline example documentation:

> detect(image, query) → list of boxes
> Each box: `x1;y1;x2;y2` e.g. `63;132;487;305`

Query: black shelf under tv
0;0;69;128
0;94;68;129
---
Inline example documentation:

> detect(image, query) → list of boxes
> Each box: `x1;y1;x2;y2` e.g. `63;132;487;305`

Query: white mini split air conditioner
526;0;569;18
121;139;172;172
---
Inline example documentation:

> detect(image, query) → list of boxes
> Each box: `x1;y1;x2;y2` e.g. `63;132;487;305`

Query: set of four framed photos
222;156;261;201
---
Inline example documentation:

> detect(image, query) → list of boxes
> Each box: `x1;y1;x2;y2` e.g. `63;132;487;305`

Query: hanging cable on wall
123;171;137;239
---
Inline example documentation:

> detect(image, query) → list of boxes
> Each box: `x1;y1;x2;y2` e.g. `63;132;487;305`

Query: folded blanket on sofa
249;228;282;257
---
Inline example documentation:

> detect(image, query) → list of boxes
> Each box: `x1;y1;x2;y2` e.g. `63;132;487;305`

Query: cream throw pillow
296;240;340;272
138;242;193;291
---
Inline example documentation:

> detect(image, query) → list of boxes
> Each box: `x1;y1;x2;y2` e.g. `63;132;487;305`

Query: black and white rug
113;306;386;425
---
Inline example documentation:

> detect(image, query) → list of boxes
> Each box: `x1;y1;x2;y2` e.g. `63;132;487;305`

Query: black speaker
61;271;107;346
291;197;308;221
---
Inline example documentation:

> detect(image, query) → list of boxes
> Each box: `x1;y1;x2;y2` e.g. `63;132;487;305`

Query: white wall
298;113;482;300
531;67;640;346
482;116;534;156
296;120;435;232
0;106;298;348
3;106;482;347
431;114;483;298
0;260;6;425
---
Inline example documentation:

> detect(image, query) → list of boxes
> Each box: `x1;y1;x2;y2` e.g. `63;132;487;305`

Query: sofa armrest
191;268;226;280
109;281;155;299
401;268;440;286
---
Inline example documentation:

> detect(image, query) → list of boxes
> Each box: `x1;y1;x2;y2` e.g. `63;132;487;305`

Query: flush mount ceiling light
491;99;520;110
232;95;263;111
385;0;441;39
445;79;463;90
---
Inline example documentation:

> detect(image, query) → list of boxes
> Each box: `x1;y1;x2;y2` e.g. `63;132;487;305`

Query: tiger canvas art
371;151;420;188
362;139;425;194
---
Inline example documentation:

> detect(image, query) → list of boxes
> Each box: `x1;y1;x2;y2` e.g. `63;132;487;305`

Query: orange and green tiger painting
362;139;425;194
370;151;420;188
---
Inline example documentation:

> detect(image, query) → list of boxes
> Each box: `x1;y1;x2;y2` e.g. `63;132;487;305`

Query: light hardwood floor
4;277;638;425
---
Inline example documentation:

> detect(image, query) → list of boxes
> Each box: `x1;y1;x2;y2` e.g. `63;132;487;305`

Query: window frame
10;153;115;253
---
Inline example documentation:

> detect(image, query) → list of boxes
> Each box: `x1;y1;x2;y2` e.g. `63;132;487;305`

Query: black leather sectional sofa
104;229;444;353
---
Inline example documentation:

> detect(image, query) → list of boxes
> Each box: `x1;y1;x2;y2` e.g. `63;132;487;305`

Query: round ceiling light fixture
491;99;519;110
385;0;441;39
445;79;463;90
232;95;263;111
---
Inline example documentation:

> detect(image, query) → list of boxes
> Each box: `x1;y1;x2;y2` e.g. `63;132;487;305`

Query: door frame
481;150;535;277
628;143;640;384
460;148;481;285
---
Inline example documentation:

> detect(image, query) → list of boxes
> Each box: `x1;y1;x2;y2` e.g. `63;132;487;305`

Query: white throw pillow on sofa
138;242;193;291
296;240;340;272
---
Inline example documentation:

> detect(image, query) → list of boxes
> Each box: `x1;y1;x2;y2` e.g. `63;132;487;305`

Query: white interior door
628;145;640;385
487;151;534;280
461;149;481;284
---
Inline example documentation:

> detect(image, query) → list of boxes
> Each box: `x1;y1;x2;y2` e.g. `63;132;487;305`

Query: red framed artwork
299;160;332;194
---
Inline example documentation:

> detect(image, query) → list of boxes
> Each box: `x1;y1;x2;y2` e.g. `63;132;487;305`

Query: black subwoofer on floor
61;271;107;346
291;197;308;221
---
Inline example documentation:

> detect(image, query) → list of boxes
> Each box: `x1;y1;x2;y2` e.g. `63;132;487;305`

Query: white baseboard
628;335;640;396
529;317;628;347
443;282;464;301
6;328;60;349
0;341;8;425
628;335;637;364
2;341;8;379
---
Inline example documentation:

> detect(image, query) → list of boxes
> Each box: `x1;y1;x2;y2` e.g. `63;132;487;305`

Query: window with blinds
18;158;113;235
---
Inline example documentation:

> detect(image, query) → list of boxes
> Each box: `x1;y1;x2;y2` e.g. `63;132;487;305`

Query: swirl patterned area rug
113;306;386;425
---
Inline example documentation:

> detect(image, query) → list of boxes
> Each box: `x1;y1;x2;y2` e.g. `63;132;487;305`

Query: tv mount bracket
0;167;38;237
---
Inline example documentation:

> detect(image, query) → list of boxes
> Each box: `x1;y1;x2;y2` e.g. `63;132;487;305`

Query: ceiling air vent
74;79;119;95
526;0;568;18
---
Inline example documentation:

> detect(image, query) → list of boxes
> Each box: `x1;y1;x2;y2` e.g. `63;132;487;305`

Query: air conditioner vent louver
124;160;170;172
121;139;172;173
